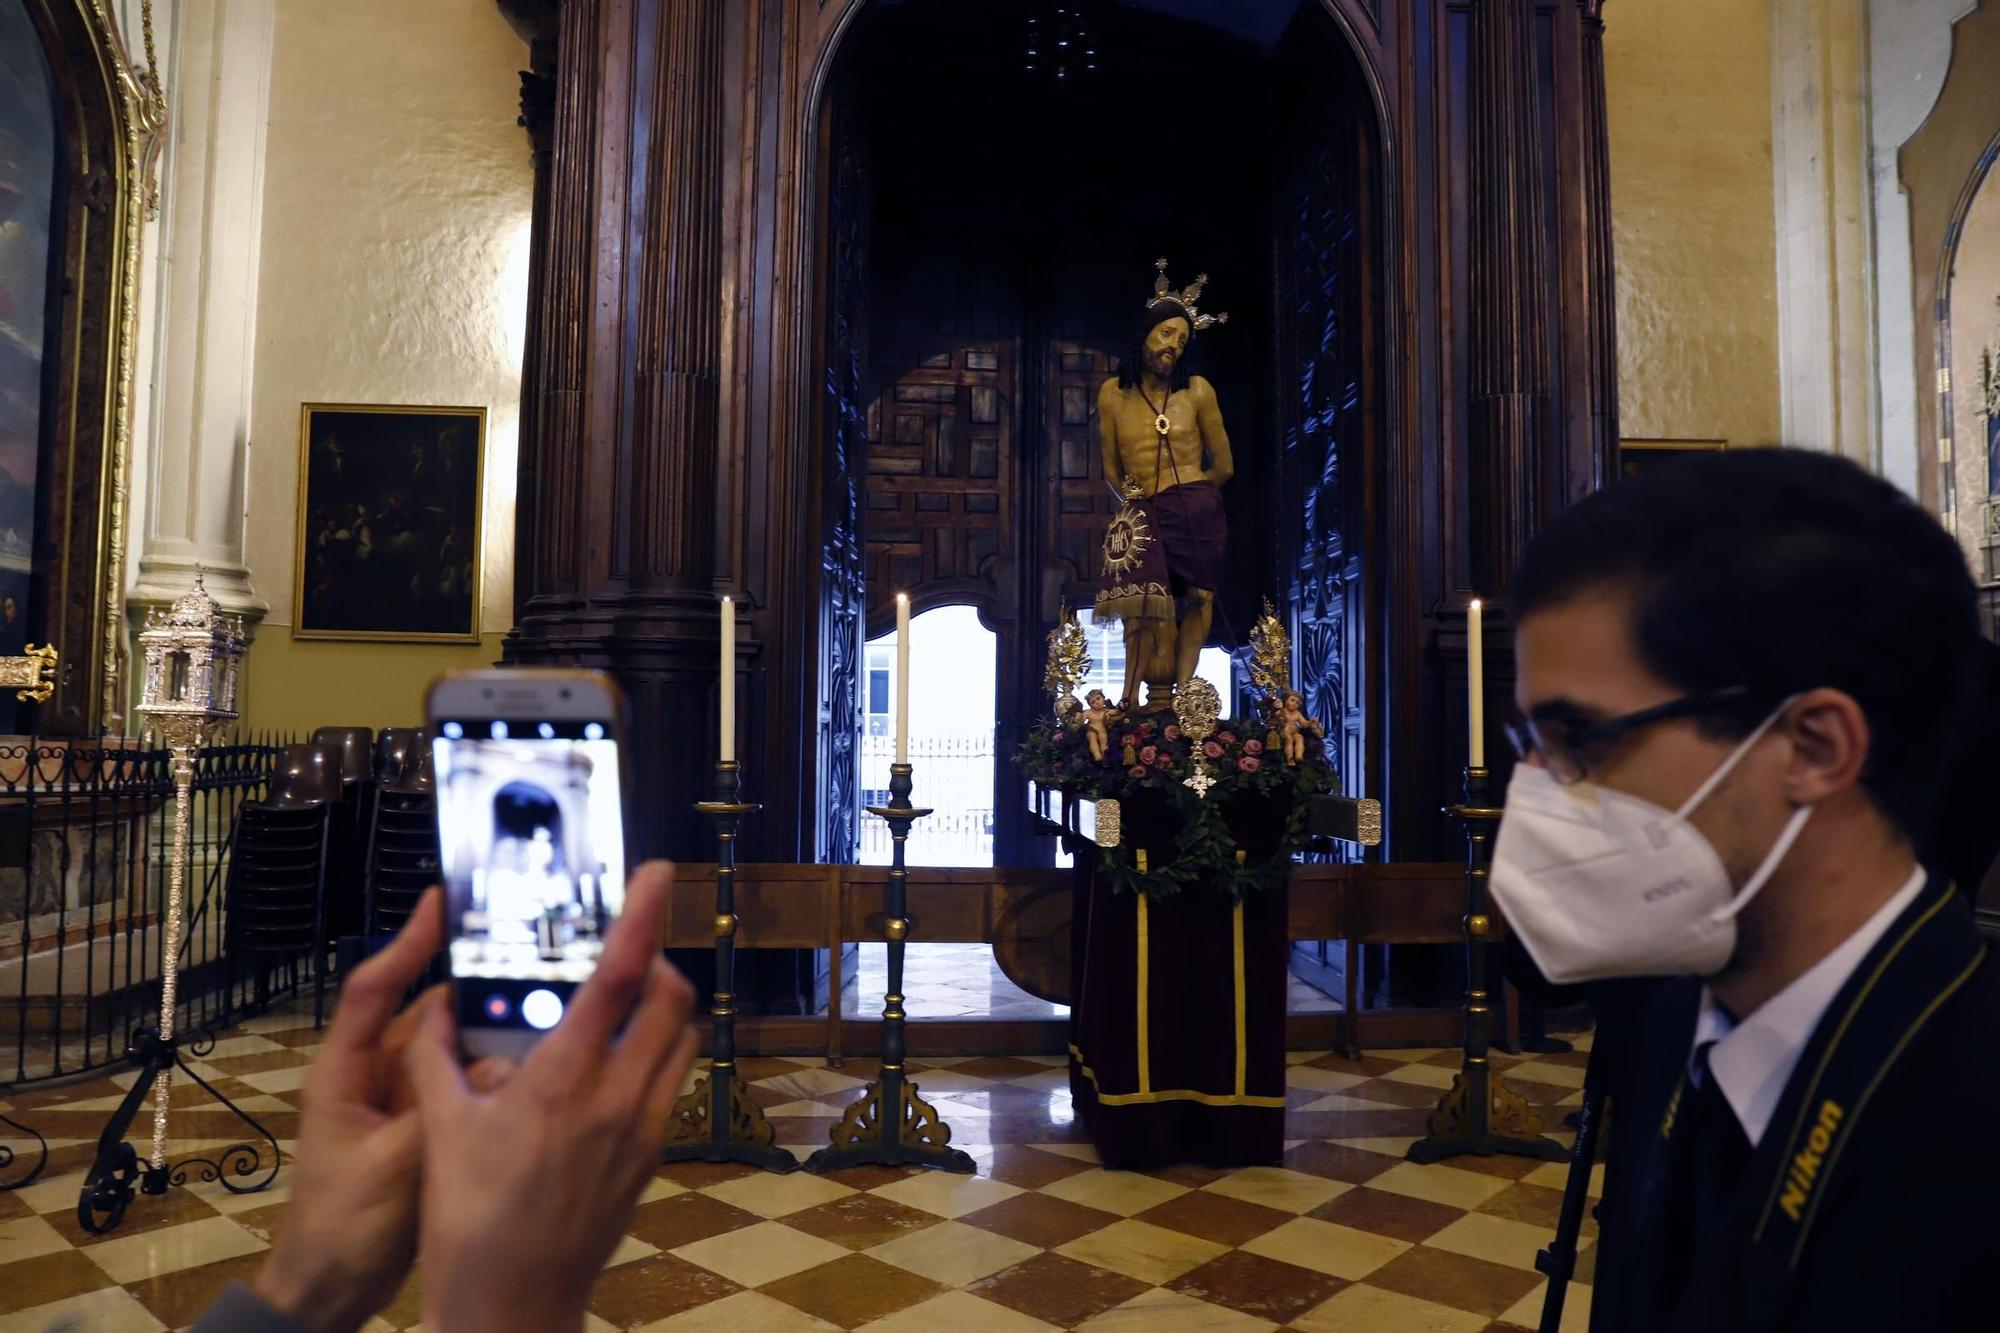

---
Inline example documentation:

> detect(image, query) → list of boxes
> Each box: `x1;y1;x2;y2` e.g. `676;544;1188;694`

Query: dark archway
806;0;1389;869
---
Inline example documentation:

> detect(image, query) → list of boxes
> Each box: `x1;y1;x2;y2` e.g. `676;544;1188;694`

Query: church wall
239;0;530;736
1602;0;1781;449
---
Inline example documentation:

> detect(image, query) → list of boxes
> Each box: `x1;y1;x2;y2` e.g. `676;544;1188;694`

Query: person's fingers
603;957;697;1107
314;891;443;1099
382;988;450;1114
638;1026;700;1154
402;984;471;1121
465;1057;517;1095
521;862;671;1088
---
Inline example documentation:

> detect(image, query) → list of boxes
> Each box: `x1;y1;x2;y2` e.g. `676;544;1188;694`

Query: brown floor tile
969;1251;1151;1327
1168;1248;1349;1323
227;1200;292;1244
1438;1150;1552;1182
810;1162;925;1191
1282;1140;1400;1185
204;1048;314;1076
2;1078;128;1112
1364;1243;1544;1318
760;1252;945;1329
0;1186;34;1222
1284;1108;1433;1139
625;1192;762;1251
738;1057;815;1082
126;1250;265;1328
951;1056;1052;1081
1133;1190;1292;1247
1308;1185;1465;1243
1305;1052;1402;1079
1340;1077;1450;1110
653;1159;763;1190
47;1172;224;1246
1474;1181;1589;1234
589;1253;742;1328
783;1192;944;1250
980;1145;1096;1189
0;1248;115;1315
959;1192;1119;1249
1574;1239;1597;1285
1141;1161;1233;1188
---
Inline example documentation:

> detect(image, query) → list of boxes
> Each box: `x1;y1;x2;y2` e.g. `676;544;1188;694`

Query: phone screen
432;717;625;1032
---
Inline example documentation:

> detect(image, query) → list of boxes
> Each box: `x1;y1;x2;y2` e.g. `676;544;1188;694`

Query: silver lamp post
77;572;278;1234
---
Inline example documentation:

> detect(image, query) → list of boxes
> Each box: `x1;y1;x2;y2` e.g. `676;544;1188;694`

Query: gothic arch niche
800;0;1390;867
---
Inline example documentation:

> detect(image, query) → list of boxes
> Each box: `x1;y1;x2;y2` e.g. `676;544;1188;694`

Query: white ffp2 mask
1488;701;1811;984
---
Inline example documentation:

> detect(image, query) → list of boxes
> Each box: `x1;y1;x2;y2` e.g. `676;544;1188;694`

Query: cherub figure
1080;688;1118;763
1277;691;1322;764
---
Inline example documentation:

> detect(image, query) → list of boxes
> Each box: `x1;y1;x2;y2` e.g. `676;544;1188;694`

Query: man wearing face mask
1488;448;2000;1332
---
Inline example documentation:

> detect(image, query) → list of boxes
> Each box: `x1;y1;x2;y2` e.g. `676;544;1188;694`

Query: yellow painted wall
1604;0;1781;446
243;0;529;736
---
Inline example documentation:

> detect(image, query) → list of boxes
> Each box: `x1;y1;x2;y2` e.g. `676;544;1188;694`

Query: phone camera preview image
434;726;626;995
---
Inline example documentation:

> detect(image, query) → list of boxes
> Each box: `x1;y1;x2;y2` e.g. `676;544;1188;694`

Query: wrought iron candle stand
806;763;974;1174
78;575;281;1234
663;761;798;1171
1406;765;1567;1165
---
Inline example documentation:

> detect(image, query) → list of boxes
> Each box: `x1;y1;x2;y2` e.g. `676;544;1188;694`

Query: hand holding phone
404;862;699;1332
428;669;629;1059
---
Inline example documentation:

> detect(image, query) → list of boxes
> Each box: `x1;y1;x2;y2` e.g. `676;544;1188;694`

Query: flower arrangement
1015;699;1336;901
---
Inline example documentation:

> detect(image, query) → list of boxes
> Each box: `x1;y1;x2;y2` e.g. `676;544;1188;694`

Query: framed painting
1617;437;1727;480
293;403;485;642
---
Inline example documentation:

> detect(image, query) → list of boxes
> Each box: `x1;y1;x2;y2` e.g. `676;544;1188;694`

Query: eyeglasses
1502;687;1754;786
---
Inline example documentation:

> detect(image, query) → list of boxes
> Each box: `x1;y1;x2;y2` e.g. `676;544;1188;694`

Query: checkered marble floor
0;1002;1597;1332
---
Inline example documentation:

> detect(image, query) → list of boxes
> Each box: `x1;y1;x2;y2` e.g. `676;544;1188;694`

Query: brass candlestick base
806;764;974;1174
662;761;799;1173
1406;765;1566;1166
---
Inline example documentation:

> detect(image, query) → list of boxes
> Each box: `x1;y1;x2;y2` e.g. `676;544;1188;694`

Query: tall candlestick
1467;598;1485;768
895;593;911;764
720;595;735;762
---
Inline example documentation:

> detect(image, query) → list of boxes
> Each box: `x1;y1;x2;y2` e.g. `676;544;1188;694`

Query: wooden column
1466;0;1551;598
1578;0;1619;496
506;0;733;866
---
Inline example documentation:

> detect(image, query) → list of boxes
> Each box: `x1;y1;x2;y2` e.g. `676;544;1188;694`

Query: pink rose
1203;741;1224;759
1137;722;1157;738
1244;738;1264;755
1163;724;1182;741
1154;756;1172;770
1238;756;1262;773
1218;731;1237;745
1128;764;1148;778
1139;745;1158;764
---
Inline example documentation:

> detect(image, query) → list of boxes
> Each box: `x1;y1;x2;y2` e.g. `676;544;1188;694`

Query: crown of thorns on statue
1146;258;1229;334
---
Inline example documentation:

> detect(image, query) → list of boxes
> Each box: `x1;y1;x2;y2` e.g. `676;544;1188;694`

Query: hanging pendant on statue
1155;414;1171;437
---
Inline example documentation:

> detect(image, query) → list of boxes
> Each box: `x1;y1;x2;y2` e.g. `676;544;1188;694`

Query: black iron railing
1;735;288;1088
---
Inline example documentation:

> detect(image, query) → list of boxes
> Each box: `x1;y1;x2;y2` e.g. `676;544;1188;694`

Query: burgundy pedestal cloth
1068;861;1288;1169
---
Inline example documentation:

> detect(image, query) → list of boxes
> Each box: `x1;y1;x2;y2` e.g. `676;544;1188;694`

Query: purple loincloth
1093;480;1227;625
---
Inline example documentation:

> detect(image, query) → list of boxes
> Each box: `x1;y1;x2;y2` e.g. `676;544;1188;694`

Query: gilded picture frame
1616;437;1727;480
292;403;486;643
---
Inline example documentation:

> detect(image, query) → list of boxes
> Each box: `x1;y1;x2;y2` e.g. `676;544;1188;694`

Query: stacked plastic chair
308;725;374;940
228;743;340;1026
363;729;440;938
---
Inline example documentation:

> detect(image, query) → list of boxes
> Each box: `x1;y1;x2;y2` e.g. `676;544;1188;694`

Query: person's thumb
402;990;468;1119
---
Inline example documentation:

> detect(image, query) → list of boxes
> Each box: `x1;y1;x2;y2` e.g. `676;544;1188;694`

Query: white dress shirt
1688;865;1927;1147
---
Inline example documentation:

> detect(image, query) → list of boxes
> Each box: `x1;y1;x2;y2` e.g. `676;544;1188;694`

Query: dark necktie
1663;1040;1754;1316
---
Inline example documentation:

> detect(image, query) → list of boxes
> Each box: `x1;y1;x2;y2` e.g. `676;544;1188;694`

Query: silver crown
1147;258;1229;333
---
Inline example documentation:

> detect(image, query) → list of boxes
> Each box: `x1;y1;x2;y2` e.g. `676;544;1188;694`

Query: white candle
1467;598;1485;768
895;593;911;764
719;595;735;763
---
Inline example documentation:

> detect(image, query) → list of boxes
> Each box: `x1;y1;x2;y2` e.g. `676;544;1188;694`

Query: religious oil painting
294;403;485;642
0;0;57;666
1617;438;1727;480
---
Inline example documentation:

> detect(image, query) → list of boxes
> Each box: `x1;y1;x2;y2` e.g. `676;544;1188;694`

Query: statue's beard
1148;349;1177;377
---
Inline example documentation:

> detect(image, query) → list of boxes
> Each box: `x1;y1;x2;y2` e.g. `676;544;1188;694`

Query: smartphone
426;669;629;1060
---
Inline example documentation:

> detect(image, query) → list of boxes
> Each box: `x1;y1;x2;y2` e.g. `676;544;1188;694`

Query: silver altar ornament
1176;678;1221;799
136;572;246;1171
